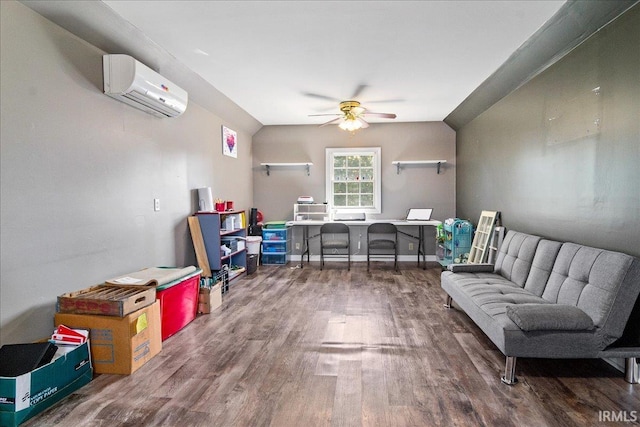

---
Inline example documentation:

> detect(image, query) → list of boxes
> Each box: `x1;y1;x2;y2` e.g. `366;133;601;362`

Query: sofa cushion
506;304;594;331
441;271;550;318
523;239;562;297
541;243;640;339
494;231;541;287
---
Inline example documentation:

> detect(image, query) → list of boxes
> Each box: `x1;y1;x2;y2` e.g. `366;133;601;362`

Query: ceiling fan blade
302;92;342;102
319;117;343;127
362;111;397;119
351;84;368;99
358;117;370;128
308;113;341;117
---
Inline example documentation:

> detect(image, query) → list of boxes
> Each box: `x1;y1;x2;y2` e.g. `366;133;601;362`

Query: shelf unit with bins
438;218;473;267
262;227;291;265
195;211;247;283
293;203;330;221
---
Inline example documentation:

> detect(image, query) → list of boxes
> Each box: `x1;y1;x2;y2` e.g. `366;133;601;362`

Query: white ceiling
101;1;565;126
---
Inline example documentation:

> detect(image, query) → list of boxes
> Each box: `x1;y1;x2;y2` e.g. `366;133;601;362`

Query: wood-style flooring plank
331;360;363;427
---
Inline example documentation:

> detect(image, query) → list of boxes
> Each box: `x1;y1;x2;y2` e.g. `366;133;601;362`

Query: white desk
285;219;442;269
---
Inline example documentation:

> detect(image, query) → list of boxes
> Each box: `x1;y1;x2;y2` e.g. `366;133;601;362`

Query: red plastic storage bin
156;271;200;340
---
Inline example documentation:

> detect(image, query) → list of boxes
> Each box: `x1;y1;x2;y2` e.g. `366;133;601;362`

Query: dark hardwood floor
26;262;639;426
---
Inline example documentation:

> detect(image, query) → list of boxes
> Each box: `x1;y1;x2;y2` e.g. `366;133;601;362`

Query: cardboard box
57;284;156;317
0;342;92;427
198;284;222;314
54;301;161;375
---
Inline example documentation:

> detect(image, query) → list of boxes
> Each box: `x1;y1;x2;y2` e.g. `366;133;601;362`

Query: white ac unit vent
103;54;188;118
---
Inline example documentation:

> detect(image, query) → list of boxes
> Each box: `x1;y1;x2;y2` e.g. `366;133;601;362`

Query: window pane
334;195;346;206
361;168;374;181
327;147;380;213
347;182;359;193
347;169;359;180
361;194;374;207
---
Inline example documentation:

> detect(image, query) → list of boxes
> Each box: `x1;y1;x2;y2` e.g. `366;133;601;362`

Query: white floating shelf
391;160;447;174
260;162;313;176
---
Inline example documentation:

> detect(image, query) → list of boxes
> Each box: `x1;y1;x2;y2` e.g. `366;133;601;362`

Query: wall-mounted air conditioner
103;54;188;118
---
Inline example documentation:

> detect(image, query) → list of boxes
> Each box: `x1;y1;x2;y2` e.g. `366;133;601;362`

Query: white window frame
325;147;381;214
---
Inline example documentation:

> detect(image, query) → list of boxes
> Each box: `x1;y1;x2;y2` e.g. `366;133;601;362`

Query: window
326;147;381;214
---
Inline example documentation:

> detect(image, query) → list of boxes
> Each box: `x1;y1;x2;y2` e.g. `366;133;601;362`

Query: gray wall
456;5;640;258
252;122;456;257
0;2;254;344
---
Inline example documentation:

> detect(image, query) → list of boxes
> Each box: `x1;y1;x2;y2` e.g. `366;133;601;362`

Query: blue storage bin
262;253;287;265
262;241;287;253
263;229;287;241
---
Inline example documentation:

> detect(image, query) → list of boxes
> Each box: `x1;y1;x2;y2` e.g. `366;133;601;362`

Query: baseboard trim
287;254;438;263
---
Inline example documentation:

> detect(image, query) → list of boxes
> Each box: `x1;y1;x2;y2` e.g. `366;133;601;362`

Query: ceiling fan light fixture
312;97;394;130
339;118;363;132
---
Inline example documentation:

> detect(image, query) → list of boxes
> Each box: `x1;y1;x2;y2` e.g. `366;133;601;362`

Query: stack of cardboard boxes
55;295;162;375
1;266;203;426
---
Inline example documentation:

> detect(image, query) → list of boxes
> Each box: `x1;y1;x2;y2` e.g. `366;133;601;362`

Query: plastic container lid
246;236;262;254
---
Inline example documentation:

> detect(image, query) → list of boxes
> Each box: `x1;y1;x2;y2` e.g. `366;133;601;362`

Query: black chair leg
395;251;398;271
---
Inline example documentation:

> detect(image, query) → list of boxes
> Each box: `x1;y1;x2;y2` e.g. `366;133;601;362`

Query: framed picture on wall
222;125;237;158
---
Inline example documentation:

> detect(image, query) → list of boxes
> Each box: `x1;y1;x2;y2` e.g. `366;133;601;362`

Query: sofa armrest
506;304;595;332
447;263;494;273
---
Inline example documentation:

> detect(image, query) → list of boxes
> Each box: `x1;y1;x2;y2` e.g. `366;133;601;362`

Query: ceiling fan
309;100;397;131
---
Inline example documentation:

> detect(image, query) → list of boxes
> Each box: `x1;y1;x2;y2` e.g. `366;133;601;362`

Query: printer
333;211;366;221
297;196;314;204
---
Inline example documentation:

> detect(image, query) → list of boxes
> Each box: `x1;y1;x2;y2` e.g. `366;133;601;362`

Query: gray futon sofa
441;230;640;385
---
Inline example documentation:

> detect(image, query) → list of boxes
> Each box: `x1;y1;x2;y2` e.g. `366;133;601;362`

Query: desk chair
367;223;398;271
320;223;350;270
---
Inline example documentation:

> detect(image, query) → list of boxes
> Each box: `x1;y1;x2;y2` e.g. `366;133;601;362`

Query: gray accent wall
456;5;640;257
0;2;254;344
252;122;456;257
445;0;639;130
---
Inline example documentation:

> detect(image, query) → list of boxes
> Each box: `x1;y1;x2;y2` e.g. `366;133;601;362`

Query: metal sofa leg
444;295;452;309
626;357;639;384
501;356;518;385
